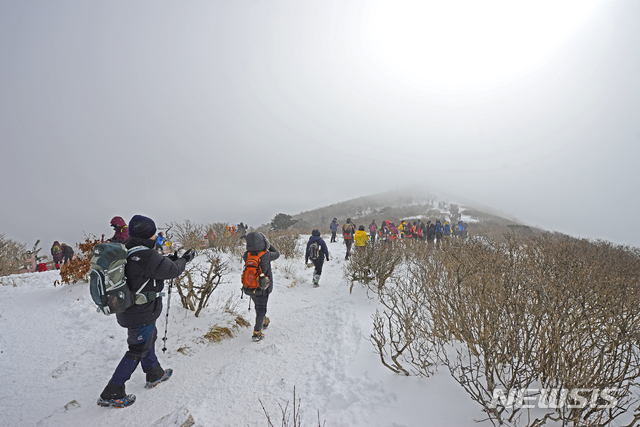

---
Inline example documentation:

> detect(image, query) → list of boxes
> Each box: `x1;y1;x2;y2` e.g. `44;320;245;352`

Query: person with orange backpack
342;218;356;260
241;232;280;341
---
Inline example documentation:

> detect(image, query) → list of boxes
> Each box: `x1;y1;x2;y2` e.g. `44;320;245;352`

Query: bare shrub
59;235;100;284
267;231;300;259
0;234;27;276
174;251;229;317
170;219;206;251
260;386;325;427
343;242;403;294
205;222;244;257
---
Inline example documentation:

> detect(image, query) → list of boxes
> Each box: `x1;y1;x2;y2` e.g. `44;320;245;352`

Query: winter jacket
330;221;339;232
305;235;329;262
369;222;377;235
51;241;63;262
110;216;129;243
342;223;355;239
354;230;369;247
443;222;451;237
61;244;74;257
116;237;187;329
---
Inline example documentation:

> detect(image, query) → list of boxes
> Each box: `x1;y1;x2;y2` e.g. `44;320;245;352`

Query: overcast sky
1;0;639;251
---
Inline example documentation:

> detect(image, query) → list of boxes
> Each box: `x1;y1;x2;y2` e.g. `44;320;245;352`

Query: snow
1;237;484;426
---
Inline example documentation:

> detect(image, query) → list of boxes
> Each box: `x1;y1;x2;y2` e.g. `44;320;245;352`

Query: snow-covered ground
0;236;495;426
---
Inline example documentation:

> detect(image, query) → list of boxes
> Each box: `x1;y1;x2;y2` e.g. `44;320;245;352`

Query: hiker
435;220;444;249
342;218;356;260
389;222;399;244
98;215;195;408
379;220;390;241
443;220;452;245
369;220;377;244
51;241;63;266
154;232;165;253
404;222;414;239
205;229;216;247
61;243;74;263
242;232;280;341
399;221;407;238
305;229;329;287
109;216;129;243
354;225;369;252
426;221;436;246
329;218;339;243
238;222;248;240
416;221;425;241
460;221;468;239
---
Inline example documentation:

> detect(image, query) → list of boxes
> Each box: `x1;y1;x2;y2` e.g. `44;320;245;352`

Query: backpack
52;245;62;255
241;250;270;291
436;223;443;233
89;242;150;315
369;224;376;234
343;223;353;239
309;241;320;261
417;227;423;237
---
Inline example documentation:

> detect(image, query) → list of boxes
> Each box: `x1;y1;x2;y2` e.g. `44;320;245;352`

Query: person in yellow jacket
354;225;369;252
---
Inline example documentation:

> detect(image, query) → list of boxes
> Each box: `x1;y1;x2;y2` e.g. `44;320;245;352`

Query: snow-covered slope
0;236;480;427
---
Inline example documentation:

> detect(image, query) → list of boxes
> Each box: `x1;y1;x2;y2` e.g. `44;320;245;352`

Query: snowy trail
0;238;480;426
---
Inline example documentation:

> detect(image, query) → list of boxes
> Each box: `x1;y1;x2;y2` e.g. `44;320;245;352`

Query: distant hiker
51;241;63;266
242;232;280;341
238;222;248;240
426;221;436;246
399;221;407;238
354;225;369;252
342;218;356;260
369;220;377;244
443;220;452;244
154;232;165;253
389;222;399;245
379;220;390;241
61;243;74;263
109;216;129;243
404;222;413;239
305;229;329;287
460;221;468;239
98;214;195;408
416;221;425;241
329;218;339;243
435;220;444;248
205;229;216;247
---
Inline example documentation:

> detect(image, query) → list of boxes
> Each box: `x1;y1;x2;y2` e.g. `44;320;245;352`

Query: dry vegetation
59;236;101;284
346;233;640;427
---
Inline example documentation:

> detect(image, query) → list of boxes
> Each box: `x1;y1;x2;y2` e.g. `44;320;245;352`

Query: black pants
331;231;337;242
312;257;325;276
250;293;269;332
345;239;353;258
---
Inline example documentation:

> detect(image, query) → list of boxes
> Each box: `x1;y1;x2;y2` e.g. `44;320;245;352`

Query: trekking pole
161;278;174;353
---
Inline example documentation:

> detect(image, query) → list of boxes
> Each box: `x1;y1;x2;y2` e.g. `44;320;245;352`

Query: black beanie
129;215;156;239
312;229;320;237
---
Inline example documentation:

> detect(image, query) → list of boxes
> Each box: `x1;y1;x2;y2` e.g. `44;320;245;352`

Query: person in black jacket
305;229;329;287
242;231;280;341
98;215;195;408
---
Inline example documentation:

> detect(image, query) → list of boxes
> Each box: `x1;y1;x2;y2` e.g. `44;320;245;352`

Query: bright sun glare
363;0;602;91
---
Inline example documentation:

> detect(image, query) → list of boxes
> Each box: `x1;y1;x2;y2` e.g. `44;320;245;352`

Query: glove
167;250;179;261
182;249;196;263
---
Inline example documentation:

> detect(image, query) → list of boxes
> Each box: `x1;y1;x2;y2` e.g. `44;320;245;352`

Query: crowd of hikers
329;216;470;260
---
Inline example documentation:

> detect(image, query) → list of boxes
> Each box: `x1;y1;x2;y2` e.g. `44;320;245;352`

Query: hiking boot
98;382;135;408
145;368;173;389
262;317;270;329
313;274;320;287
97;395;136;408
252;330;265;341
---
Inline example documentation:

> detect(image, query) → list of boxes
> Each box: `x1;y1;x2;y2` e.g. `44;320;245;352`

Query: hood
245;231;269;253
110;216;126;227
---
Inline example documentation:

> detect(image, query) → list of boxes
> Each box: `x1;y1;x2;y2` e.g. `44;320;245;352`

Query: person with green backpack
97;215;195;408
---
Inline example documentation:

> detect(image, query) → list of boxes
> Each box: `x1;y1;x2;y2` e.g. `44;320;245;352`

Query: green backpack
89;242;150;315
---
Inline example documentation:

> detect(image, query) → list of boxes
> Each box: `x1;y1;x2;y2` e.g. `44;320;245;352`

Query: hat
110;216;126;227
358;225;365;231
312;229;320;237
129;215;157;239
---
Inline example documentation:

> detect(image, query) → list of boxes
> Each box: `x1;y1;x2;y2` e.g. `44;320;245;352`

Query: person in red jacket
109;216;129;243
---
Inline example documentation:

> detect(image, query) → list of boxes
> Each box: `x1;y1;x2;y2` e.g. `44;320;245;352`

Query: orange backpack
241;250;268;290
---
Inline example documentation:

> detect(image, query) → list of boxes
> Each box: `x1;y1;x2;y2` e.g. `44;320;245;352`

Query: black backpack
309;241;320;261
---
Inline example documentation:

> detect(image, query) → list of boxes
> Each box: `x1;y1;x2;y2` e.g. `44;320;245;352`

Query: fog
1;0;639;251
